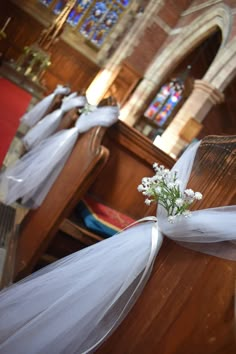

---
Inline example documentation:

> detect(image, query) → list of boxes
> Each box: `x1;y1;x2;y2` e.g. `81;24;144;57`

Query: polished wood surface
0;2;100;94
15;121;174;277
88;118;174;219
57;120;174;249
15;126;109;279
96;135;236;354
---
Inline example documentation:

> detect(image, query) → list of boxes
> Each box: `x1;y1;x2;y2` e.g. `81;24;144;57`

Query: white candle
2;17;11;32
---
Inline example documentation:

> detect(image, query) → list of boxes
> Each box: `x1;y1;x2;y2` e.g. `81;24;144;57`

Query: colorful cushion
75;195;135;238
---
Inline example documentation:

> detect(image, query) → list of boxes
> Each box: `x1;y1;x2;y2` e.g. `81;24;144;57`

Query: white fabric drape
22;96;87;150
20;85;70;127
157;141;236;259
0;140;235;354
0;106;119;208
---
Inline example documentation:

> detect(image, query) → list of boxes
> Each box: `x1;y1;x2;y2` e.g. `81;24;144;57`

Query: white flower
168;215;176;223
145;190;153;197
156;175;163;181
175;198;184;207
145;199;152;206
155;186;162;194
138;165;202;221
137;184;144;192
81;103;96;114
184;189;194;197
142;177;149;184
194;192;203;200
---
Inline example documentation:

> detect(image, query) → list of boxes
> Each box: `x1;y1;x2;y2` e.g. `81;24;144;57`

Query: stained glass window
144;78;184;127
38;0;131;48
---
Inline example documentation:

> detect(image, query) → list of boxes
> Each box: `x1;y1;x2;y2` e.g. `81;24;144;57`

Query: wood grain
96;135;236;354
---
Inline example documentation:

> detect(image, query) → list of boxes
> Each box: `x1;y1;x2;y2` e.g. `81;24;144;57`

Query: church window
38;0;131;48
144;78;184;127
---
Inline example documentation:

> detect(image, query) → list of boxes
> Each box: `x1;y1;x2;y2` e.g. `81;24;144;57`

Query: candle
1;17;11;32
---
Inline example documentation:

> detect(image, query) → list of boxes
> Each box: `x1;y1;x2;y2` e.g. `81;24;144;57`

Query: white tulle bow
0;138;235;354
22;96;87;150
0;106;119;208
157;141;236;260
20;85;71;127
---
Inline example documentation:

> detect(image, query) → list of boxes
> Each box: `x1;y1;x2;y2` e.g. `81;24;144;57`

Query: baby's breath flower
175;198;184;207
137;184;144;192
155;186;162;194
142;177;149;184
80;103;96;114
138;162;202;223
194;192;203;200
145;199;152;206
184;189;194;197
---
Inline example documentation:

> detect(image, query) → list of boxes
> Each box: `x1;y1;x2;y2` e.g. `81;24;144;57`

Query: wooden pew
14;121;174;279
14;125;109;279
96;135;236;354
58;119;174;248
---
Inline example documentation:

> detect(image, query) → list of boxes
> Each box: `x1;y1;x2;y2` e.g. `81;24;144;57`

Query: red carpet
0;78;32;166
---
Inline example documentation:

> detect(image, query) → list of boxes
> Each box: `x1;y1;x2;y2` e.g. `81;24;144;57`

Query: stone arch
145;3;232;85
121;3;233;124
204;37;236;91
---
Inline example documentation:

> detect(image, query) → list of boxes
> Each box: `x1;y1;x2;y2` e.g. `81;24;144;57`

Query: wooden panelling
97;135;236;354
0;2;100;93
103;63;141;107
42;40;100;92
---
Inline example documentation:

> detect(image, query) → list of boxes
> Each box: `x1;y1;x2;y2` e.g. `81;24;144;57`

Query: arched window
134;71;192;141
144;78;184;127
38;0;131;48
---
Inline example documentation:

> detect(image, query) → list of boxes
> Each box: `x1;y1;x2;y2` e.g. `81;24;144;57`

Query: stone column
156;80;224;157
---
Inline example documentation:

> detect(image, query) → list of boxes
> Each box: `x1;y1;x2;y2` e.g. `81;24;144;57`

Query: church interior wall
0;0;235;158
119;0;236;157
0;1;100;93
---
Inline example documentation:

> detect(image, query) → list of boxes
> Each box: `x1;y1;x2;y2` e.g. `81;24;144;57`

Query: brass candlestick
0;17;11;40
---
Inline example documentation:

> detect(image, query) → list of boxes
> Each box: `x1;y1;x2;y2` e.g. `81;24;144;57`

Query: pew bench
15;120;174;278
58;120;174;248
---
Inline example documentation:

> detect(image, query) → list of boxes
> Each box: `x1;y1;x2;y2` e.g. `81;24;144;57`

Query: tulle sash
20;85;70;127
157;141;236;260
0;106;119;208
22;96;87;150
0;139;235;354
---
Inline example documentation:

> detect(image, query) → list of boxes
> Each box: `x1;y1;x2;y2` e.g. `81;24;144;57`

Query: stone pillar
156;80;224;157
